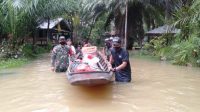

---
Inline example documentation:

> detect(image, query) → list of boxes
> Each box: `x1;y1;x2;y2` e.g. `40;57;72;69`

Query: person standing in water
110;37;132;82
51;36;72;72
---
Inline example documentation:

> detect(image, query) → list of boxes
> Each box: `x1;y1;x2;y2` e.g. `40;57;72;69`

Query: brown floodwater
0;54;200;112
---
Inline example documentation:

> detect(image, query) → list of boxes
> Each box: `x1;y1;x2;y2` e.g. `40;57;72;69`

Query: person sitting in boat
75;44;83;59
66;38;76;55
83;38;91;47
104;38;112;60
51;36;73;72
109;37;132;82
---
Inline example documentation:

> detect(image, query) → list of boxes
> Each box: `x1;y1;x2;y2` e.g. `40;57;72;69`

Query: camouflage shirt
51;44;71;72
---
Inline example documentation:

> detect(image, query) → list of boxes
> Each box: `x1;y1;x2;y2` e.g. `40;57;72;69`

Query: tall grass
0;58;28;69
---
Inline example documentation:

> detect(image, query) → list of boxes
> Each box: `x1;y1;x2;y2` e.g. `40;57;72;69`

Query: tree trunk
165;0;170;22
70;19;74;41
152;19;156;29
114;9;125;43
47;17;50;44
32;30;36;53
124;0;128;49
88;18;96;38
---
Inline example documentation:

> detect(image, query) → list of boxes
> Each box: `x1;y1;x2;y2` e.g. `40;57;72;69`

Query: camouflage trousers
55;66;68;72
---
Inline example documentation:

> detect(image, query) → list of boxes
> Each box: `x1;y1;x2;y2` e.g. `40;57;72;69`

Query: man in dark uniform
110;37;132;82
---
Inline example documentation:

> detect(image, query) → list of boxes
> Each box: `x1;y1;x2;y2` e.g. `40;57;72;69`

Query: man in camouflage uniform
51;36;72;72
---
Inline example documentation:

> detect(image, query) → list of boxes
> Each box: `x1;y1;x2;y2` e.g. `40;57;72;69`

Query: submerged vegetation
0;58;28;69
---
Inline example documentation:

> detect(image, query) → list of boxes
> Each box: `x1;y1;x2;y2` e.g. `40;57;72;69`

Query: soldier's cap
59;36;65;40
109;37;114;40
112;37;121;46
105;38;110;41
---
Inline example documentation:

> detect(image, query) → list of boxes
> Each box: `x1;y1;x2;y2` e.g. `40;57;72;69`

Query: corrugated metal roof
146;25;181;35
38;18;63;29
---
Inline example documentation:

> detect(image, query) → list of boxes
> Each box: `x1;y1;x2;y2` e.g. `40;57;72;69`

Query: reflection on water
0;54;200;112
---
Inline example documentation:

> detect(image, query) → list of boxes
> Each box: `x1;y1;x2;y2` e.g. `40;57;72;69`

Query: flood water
0;54;200;112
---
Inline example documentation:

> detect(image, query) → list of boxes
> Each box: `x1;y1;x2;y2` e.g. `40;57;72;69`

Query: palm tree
0;0;79;54
83;0;183;49
83;0;160;49
23;0;78;42
1;0;78;44
173;0;199;40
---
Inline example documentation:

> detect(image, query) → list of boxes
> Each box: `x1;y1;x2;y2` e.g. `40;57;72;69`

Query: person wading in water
109;37;132;82
51;36;73;72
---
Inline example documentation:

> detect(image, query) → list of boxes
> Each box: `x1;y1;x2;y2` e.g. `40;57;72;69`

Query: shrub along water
142;0;200;67
143;35;200;67
168;36;200;66
0;43;50;69
0;58;28;69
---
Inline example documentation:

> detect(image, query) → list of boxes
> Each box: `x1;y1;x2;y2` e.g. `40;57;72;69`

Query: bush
0;39;22;59
22;44;49;58
143;36;167;56
143;35;200;67
22;44;36;58
169;36;200;66
35;46;47;54
0;58;28;69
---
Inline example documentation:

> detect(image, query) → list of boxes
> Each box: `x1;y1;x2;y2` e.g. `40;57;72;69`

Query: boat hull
67;71;113;86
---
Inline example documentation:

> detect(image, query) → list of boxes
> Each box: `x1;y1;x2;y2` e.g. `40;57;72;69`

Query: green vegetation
143;35;200;67
22;44;49;58
0;42;49;69
0;58;28;69
0;0;77;69
142;0;200;67
0;0;199;68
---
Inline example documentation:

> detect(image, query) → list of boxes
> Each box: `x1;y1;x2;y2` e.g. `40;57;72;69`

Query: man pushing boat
109;37;132;82
51;36;73;72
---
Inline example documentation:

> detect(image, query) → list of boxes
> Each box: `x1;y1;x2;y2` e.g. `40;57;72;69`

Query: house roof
38;18;63;29
146;25;181;36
